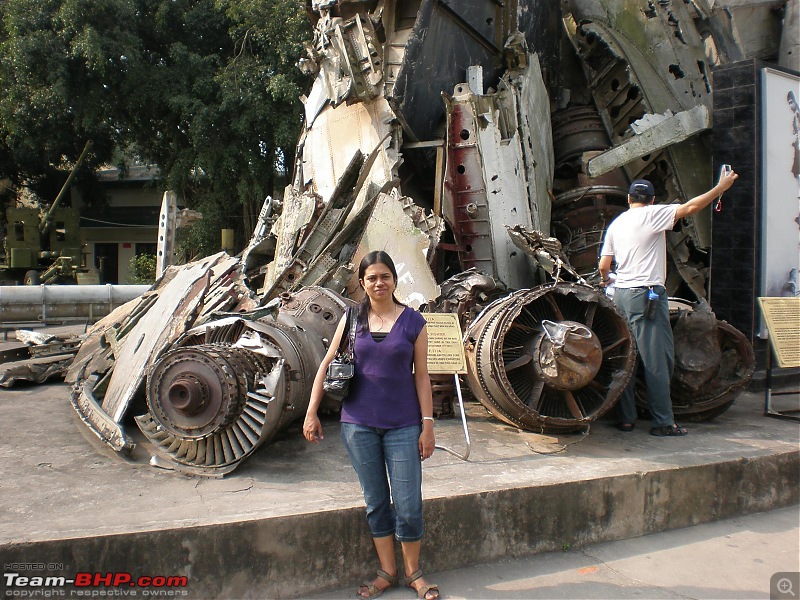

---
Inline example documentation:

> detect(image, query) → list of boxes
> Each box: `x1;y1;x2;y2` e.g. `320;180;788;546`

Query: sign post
757;297;800;421
423;313;471;460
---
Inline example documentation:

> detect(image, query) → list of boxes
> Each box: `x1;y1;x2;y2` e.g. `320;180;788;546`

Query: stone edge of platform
1;450;797;599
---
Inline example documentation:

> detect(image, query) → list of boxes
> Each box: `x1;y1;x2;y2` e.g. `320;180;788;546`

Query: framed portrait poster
759;67;800;335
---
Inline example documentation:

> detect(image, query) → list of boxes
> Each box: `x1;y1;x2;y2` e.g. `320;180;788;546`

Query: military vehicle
0;141;100;285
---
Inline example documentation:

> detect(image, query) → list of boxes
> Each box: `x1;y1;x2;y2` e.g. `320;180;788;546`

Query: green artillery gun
1;141;100;285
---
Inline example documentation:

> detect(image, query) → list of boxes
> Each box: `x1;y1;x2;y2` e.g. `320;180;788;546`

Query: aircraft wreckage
2;0;786;475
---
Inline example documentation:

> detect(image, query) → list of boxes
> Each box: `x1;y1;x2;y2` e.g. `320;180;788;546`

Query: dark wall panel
710;59;761;342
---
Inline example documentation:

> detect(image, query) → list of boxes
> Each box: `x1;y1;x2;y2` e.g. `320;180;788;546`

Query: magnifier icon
778;578;796;597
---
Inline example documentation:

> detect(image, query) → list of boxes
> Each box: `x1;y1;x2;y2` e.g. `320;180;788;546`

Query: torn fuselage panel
299;98;400;207
387;0;561;142
389;0;512;140
306;10;384;116
346;191;441;308
442;78;539;290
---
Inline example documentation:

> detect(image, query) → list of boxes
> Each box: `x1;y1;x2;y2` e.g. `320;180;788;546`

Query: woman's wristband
422;416;434;423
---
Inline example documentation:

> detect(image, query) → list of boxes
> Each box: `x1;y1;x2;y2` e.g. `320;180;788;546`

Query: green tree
0;0;311;254
0;0;141;198
127;252;156;284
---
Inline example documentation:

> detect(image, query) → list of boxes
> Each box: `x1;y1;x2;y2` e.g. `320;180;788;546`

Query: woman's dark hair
356;250;404;331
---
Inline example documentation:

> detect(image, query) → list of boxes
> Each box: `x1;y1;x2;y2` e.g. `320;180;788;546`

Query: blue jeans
613;285;676;428
340;423;424;542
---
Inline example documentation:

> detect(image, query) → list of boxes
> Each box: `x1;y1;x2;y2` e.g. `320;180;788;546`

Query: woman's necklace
370;304;398;332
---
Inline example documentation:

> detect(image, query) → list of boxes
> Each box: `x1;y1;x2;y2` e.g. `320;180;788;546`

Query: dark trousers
613;285;675;427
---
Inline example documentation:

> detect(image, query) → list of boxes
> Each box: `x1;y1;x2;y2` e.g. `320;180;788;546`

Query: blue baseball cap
629;179;655;197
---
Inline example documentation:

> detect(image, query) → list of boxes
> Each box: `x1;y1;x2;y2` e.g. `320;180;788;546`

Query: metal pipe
0;284;149;323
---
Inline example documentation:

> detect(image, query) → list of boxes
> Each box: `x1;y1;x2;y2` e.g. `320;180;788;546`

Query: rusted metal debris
67;252;256;454
635;299;756;422
3;1;774;474
137;287;348;476
464;282;636;433
0;330;83;387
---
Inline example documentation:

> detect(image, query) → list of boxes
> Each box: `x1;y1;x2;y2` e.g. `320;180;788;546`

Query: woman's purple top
340;306;427;429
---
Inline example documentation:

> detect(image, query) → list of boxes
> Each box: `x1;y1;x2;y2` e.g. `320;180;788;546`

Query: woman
303;250;439;600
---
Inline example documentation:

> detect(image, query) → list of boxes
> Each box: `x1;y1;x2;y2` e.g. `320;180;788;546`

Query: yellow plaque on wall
758;297;800;368
422;313;467;375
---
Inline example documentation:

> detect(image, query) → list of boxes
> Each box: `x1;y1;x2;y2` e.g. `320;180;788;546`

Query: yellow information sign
423;313;467;374
758;297;800;368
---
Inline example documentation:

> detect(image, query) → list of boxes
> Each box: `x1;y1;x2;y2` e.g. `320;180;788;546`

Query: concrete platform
0;371;798;599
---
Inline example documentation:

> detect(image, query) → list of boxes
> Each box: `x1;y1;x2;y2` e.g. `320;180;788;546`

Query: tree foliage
0;0;312;253
127;252;156;284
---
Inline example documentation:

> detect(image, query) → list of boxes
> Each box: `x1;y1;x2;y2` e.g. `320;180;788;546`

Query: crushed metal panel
241;196;277;291
399;196;446;253
389;0;513;140
0;355;72;387
262;188;320;293
442;88;497;278
72;379;134;453
0;330;82;387
564;0;712;113
506;225;585;284
301;99;399;206
386;0;561;142
332;14;383;102
442;75;540;290
302;10;383;118
15;330;57;345
347;192;440;308
296;195;380;293
198;254;254;315
587;105;711;177
264;153;365;300
156;191;177;278
64;290;160;383
469;88;536;290
301;72;332;128
508;50;554;235
99;254;223;422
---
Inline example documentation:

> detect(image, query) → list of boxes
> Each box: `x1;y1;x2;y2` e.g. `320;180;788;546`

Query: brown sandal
356;569;396;599
405;570;440;600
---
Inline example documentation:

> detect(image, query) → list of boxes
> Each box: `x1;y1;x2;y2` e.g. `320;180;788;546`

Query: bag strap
338;306;358;360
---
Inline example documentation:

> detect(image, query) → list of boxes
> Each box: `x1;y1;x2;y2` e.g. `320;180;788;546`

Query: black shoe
650;424;688;436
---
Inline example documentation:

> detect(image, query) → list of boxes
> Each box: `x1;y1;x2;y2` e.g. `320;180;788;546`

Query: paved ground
0;375;797;544
0;324;798;599
312;506;800;600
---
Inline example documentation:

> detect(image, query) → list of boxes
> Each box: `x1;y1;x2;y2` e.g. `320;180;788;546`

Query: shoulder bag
323;307;357;399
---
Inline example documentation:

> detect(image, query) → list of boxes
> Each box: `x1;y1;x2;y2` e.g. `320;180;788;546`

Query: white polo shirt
600;204;678;288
